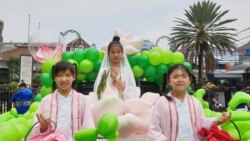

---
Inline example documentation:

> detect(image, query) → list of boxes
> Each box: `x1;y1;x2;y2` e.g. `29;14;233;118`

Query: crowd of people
10;35;240;141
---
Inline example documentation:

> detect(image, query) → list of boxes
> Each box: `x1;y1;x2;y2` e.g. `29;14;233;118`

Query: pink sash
49;89;81;137
166;94;199;141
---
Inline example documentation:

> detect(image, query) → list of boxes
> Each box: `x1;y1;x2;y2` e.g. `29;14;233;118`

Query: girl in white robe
92;36;140;101
28;61;95;141
147;64;231;141
90;36;152;138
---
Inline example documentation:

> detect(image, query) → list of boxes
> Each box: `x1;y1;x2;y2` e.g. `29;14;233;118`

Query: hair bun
112;36;120;42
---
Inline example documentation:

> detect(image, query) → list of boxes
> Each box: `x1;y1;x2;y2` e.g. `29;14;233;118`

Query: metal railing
0;86;16;114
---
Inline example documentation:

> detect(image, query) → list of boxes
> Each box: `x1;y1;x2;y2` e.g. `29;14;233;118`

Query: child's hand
216;112;231;125
111;67;120;80
113;79;125;92
36;114;50;133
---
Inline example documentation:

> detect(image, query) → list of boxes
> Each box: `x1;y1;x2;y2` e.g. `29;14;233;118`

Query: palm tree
170;0;237;83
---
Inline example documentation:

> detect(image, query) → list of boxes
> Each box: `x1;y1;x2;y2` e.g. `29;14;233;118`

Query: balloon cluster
37;46;103;98
0;102;39;141
128;46;191;86
62;47;103;83
193;89;250;140
74;112;119;141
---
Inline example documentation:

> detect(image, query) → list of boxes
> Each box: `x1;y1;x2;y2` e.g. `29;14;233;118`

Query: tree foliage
170;0;237;83
6;58;20;82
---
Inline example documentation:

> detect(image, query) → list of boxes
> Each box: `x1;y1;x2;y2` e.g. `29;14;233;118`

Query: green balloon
203;108;213;117
94;59;102;72
141;50;150;57
40;86;52;98
74;128;98;141
72;49;85;63
0;134;6;140
77;73;87;81
187;86;194;94
61;51;72;61
193;88;206;101
17;117;26;124
138;55;149;68
97;113;118;138
0;121;10;128
132;65;144;78
226;129;240;140
67;59;79;71
14;124;28;138
25;119;34;128
99;50;105;60
242;130;250;141
107;131;119;141
0;112;14;123
156;64;168;75
41;59;57;73
231;111;250;121
146;75;155;82
85;47;100;62
172;52;185;64
149;52;161;65
9;118;20;125
22;111;30;119
128;54;138;67
154;74;163;85
23;111;35;120
10;108;18;117
34;93;42;102
144;65;156;77
0;124;22;141
228;91;250;111
161;50;173;64
182;61;192;72
151;46;162;52
29;102;40;113
86;71;97;82
79;59;94;73
40;73;53;86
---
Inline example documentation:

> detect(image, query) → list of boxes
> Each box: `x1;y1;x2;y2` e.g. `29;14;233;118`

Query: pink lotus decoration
28;32;65;63
34;43;64;63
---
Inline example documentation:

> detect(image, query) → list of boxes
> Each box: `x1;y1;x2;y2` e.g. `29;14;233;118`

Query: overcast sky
1;0;250;47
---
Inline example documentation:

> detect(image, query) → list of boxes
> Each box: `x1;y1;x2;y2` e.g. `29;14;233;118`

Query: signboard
20;55;33;86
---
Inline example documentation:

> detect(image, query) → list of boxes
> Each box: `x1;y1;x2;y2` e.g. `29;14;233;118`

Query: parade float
0;30;250;141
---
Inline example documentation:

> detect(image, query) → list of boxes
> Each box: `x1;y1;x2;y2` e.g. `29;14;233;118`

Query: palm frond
170;0;237;82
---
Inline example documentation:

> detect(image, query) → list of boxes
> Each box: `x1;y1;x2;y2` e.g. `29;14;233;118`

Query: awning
225;70;245;74
214;72;242;78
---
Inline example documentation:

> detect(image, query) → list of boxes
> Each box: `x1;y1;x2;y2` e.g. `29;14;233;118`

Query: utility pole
0;20;4;59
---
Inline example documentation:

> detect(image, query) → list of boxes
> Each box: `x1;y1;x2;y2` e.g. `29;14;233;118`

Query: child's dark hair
52;61;77;91
18;82;27;88
162;64;193;100
205;80;212;84
107;36;123;54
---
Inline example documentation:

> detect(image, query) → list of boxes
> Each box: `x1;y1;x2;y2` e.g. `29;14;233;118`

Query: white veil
94;38;136;93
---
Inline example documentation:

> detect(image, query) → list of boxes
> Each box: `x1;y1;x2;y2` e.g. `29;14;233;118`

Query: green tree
170;0;237;83
6;58;20;81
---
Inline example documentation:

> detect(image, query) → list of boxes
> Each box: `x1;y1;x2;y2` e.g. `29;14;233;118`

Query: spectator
203;81;220;110
10;82;33;114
